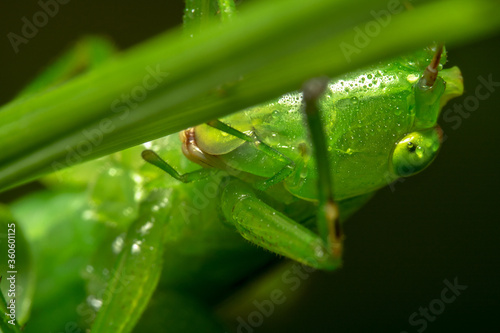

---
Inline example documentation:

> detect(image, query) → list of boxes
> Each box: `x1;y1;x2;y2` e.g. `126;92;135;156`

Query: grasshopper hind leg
220;178;340;270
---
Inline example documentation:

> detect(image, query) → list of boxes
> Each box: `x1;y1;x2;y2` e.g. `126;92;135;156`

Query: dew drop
88;295;103;311
112;234;125;254
131;240;142;255
139;221;154;235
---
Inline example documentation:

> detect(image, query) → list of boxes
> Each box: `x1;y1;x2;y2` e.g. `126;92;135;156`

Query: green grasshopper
103;45;464;333
0;1;468;333
10;45;463;333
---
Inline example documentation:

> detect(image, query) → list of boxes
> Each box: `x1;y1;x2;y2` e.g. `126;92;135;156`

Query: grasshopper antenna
421;43;444;87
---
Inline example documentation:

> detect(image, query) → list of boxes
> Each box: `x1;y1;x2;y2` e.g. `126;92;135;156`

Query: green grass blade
90;190;167;333
0;0;499;192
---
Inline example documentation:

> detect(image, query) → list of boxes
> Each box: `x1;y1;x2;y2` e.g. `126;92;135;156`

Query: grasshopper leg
217;78;343;264
142;149;213;183
206;120;295;191
220;178;340;270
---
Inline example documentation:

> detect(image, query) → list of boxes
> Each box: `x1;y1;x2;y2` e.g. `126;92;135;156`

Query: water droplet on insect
139;221;154;235
314;246;325;258
134;188;145;202
112;234;125;254
300;168;308;178
131;240;142;254
406;74;419;83
88;295;103;311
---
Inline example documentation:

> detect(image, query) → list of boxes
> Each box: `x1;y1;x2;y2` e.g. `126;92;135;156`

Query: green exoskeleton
141;45;463;271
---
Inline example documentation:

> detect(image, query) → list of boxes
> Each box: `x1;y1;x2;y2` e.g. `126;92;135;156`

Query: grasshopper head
390;45;463;177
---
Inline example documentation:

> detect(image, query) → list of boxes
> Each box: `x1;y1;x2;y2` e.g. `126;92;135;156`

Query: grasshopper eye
391;127;442;177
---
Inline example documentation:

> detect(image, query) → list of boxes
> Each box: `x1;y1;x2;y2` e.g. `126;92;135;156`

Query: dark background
1;1;499;332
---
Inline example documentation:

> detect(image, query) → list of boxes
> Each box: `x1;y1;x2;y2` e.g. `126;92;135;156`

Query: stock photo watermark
442;74;500;131
3;222;17;326
7;0;72;54
400;277;467;333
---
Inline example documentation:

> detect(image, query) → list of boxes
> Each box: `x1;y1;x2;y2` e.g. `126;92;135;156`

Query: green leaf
90;189;168;333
